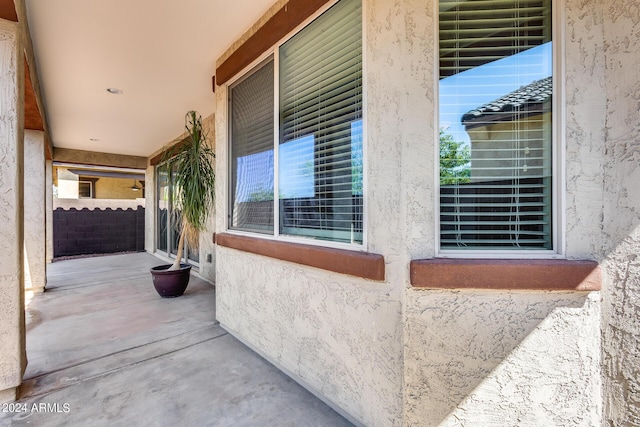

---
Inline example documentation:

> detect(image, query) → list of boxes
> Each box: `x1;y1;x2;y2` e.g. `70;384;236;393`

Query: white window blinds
229;60;275;233
438;0;553;250
278;0;363;244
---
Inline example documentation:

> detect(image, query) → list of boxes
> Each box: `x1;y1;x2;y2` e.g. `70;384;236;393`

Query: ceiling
25;0;275;157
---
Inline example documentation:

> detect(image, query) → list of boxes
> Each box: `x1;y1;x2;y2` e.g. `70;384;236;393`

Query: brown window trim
410;258;601;291
215;0;333;86
215;232;385;281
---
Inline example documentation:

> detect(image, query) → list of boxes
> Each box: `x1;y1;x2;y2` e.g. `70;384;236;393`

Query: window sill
215;233;385;281
410;258;601;291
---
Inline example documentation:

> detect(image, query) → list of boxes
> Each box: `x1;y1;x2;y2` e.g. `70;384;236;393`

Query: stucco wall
55;167;78;199
0;18;26;402
215;71;405;424
45;159;53;263
597;1;640;425
213;0;638;425
53;166;142;200
401;0;604;425
93;176;142;199
405;291;601;426
215;249;402;426
213;0;438;424
555;0;640;424
403;0;640;426
24;130;46;292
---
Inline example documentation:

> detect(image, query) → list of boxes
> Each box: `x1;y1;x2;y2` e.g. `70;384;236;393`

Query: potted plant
150;111;215;297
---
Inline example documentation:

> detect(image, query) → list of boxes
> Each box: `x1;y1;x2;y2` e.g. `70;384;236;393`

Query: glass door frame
155;161;200;266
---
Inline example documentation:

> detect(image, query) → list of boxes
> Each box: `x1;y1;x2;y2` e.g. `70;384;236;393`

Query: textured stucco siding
215;64;404;422
197;210;216;283
24;130;46;292
401;0;603;424
215;248;403;427
45;159;53;263
0;18;26;401
405;291;601;427
213;0;436;424
365;0;436;261
560;0;640;424
598;0;640;425
213;0;639;425
93;177;142;199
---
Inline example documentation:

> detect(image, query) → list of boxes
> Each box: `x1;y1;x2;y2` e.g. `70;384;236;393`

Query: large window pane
439;0;553;250
156;164;169;252
230;60;275;233
279;0;363;244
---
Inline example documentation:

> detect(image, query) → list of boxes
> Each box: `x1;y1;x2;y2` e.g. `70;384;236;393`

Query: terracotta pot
150;264;192;297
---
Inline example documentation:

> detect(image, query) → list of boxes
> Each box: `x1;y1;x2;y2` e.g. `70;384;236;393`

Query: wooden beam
44;133;52;160
54;148;148;170
24;57;44;132
215;0;331;85
0;0;18;22
0;5;42;132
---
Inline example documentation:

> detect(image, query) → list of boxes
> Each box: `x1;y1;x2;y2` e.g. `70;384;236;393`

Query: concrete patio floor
0;253;353;427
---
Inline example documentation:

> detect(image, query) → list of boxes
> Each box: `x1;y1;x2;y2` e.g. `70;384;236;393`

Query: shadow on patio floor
1;253;353;427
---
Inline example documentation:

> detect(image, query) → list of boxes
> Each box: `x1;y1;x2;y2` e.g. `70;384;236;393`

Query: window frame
155;160;200;266
227;56;276;236
225;0;368;252
434;0;565;259
78;180;94;199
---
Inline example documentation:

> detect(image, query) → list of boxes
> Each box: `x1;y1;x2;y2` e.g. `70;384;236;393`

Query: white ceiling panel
26;0;275;156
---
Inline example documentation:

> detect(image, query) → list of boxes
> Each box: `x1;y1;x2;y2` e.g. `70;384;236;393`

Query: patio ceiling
21;0;275;157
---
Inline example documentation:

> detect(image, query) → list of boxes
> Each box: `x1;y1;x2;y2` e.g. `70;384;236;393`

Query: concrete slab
0;253;353;427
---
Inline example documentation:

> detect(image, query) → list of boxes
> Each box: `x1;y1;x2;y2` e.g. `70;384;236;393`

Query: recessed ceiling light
106;88;123;94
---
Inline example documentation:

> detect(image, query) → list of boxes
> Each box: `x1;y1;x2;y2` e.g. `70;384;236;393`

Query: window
229;0;363;245
229;60;275;234
438;0;554;251
78;181;93;198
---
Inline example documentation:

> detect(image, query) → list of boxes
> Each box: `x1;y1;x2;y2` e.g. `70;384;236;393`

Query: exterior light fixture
106;88;123;94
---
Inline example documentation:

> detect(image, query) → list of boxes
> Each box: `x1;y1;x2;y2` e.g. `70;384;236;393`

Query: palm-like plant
163;111;216;271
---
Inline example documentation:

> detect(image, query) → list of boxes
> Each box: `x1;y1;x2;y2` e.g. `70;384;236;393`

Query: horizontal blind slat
439;0;552;249
278;0;363;244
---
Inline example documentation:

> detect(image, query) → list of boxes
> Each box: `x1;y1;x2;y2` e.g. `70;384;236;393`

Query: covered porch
0;253;352;426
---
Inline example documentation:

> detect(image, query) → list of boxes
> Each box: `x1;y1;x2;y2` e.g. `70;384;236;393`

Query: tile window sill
410;258;601;291
215;233;385;281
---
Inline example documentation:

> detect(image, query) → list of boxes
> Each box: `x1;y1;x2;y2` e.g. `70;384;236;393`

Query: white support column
45;159;53;263
0;18;26;403
24;130;46;293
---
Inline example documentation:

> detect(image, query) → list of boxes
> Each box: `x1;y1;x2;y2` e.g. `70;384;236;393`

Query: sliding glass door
156;162;199;264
